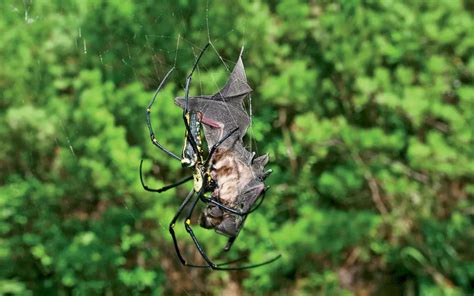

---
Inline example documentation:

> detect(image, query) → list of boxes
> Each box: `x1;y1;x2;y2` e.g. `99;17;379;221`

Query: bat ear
252;153;269;167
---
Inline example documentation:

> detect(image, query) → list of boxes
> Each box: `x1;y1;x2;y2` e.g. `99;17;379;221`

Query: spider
140;43;280;270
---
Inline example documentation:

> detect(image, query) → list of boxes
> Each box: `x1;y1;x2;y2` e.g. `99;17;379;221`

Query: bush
1;0;473;294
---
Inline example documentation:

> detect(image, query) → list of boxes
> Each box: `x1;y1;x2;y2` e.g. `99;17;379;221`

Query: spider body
140;44;280;270
191;163;212;193
181;112;203;168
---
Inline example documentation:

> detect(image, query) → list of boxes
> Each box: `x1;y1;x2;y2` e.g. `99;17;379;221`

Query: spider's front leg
145;67;182;161
181;43;211;161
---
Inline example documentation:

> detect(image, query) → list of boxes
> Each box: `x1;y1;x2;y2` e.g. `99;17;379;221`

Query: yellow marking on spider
147;108;151;113
171;223;175;228
186;219;191;225
193;172;203;192
153;138;157;143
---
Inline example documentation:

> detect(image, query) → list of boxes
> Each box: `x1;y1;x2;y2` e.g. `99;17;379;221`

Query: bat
174;48;271;251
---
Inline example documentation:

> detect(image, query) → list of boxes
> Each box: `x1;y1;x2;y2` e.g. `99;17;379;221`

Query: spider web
144;23;252;295
136;2;275;292
43;1;274;294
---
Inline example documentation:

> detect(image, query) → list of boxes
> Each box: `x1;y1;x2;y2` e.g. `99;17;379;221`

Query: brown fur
211;149;254;205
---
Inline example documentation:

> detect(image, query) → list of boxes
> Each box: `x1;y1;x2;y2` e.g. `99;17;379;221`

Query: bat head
199;178;265;238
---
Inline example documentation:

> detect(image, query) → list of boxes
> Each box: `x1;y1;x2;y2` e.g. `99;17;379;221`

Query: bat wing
211;49;252;104
175;48;252;148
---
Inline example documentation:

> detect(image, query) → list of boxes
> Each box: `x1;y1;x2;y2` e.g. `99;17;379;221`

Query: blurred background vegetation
1;0;473;295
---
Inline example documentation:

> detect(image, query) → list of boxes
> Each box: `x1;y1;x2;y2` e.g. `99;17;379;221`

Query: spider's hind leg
181;189;281;270
168;189;196;266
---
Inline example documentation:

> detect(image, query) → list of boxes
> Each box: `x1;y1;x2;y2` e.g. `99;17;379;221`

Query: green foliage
1;0;473;294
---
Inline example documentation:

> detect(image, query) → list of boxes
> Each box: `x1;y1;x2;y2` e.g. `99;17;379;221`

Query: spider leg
203;126;239;167
168;189;196;265
181;43;210;154
181;189;281;270
146;67;181;161
167;189;219;268
139;160;193;193
199;189;266;216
